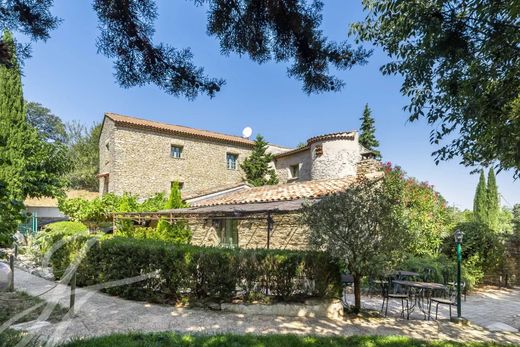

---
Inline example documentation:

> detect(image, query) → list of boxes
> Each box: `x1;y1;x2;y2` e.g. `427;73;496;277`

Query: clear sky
16;1;519;210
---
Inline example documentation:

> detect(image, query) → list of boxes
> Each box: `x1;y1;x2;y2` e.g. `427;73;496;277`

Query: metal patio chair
428;281;465;320
381;279;410;319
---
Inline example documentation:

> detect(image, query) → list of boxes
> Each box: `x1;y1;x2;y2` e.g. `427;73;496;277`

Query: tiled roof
274;145;310;159
24;190;99;207
307;131;356;145
183;182;251;200
193;176;358;207
105;113;255;147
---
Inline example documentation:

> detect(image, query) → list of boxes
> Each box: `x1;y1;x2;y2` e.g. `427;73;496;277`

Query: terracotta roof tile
193;176;358;207
105;112;255;147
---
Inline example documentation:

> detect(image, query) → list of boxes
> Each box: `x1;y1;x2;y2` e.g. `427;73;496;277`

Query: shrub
46;230;341;304
31;221;89;260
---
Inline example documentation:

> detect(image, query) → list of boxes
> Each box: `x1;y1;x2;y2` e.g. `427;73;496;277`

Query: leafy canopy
241;134;278;186
358;103;380;159
352;0;520;176
1;0;369;98
65;121;102;191
301;170;409;312
26;101;67;143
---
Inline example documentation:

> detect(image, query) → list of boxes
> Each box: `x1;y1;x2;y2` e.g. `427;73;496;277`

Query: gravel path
8;268;520;346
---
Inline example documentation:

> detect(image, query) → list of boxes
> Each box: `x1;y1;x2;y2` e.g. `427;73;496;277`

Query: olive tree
301;173;409;312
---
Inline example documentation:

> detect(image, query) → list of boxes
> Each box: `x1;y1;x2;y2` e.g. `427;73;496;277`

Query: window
171;145;183;158
103;176;109;194
289;164;300;179
217;219;238;247
227;153;238;170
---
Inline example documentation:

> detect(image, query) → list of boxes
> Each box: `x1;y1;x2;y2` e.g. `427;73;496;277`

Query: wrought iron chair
381;279;410;319
428;282;465;320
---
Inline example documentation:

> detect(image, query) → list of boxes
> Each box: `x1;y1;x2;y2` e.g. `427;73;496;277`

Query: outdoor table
392;280;446;319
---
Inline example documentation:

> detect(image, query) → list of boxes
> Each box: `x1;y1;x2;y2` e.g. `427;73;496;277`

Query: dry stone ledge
221;299;344;320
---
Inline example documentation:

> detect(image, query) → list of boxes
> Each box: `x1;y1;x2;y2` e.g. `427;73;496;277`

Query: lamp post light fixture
454;229;463;319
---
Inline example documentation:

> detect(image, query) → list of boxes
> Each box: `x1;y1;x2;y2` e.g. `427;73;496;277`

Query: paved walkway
8;269;520;346
345;286;520;332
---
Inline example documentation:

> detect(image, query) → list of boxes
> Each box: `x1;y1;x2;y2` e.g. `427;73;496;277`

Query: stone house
99;112;374;197
103;112;381;250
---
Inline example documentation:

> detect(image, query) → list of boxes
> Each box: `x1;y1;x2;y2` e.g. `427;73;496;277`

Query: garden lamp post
454;229;463;318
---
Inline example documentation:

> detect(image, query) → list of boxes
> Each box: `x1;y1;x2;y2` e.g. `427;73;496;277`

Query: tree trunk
353;274;361;313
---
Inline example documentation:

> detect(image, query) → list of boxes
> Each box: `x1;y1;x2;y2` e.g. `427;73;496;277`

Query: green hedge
48;232;341;303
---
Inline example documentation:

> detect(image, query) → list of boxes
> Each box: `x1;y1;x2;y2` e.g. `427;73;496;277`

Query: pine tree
156;182;190;244
240;134;278;186
473;170;488;225
0;30;67;246
486;168;500;230
359;104;381;159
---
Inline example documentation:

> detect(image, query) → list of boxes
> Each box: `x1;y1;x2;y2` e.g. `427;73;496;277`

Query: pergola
113;199;313;249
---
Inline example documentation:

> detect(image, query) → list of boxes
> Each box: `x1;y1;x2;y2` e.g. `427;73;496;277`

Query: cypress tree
240;134;278;186
486;168;500;230
359;104;381;159
0;31;26;198
0;31;67;246
473;170;488;225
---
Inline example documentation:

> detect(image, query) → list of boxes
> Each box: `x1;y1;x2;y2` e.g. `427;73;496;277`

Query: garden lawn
61;333;509;347
0;291;68;347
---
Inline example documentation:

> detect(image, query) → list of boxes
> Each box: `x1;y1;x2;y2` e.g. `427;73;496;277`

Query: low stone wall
221;299;343;320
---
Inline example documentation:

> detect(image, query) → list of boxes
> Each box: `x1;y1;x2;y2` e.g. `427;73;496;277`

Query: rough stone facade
274;132;362;183
189;214;309;250
274;149;312;183
99;118;253;197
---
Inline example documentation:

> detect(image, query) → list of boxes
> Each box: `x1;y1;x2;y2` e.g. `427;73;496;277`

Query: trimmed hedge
48;232;341;304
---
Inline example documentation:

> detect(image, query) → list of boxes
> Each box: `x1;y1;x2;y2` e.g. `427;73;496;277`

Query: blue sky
17;1;519;210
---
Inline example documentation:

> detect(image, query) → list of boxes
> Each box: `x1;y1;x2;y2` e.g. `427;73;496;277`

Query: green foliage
473;171;488;225
398;168;453;256
352;0;520;175
513;204;520;234
400;254;450;282
156;182;191;244
302;168;409;311
240;134;278;186
472;168;503;231
59;192;168;232
32;221;88;255
65;121;101;191
486;168;500;230
358;104;381;158
0;30;68;246
446;221;506;286
46;231;340;304
25;101;67;143
56;332;512;347
138;192;166;212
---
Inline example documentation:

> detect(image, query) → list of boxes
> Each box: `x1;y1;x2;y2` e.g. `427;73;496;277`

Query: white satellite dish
242;126;253;139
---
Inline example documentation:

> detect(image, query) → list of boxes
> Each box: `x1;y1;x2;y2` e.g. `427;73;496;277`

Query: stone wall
274;149;312;183
104;124;253;197
98;118;116;195
190;214;310;250
310;135;361;180
356;158;383;178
